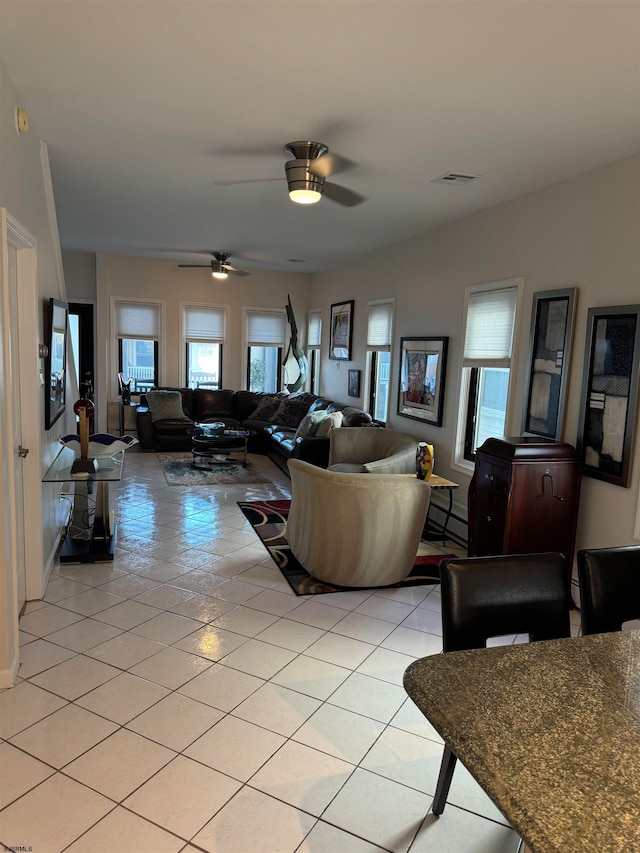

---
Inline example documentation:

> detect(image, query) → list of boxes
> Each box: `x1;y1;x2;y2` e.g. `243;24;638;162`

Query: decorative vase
416;442;434;481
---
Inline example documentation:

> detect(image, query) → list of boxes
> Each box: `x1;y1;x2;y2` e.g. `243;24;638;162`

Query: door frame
0;210;42;687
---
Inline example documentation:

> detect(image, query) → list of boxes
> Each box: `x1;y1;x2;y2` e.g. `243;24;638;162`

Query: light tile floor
1;450;582;852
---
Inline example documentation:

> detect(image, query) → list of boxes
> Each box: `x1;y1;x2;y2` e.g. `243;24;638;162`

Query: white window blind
307;310;322;348
463;287;518;367
115;302;160;340
246;309;286;346
184;306;226;342
367;300;393;349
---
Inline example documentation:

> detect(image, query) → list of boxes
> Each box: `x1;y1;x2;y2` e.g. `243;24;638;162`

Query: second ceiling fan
178;251;250;279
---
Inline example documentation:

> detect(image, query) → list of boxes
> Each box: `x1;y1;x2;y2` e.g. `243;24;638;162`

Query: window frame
453;279;523;475
365;298;394;424
113;299;163;398
306;309;322;394
244;307;286;393
182;303;227;390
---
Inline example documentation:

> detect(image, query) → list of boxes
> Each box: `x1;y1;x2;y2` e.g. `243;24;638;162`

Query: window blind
246;309;286;346
115;302;160;340
307;310;322;347
367;300;393;348
184;306;226;342
463;287;518;367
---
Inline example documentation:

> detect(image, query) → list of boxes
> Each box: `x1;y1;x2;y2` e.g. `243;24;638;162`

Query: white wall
95;254;311;433
311;154;640;552
0;58;72;679
63;251;97;300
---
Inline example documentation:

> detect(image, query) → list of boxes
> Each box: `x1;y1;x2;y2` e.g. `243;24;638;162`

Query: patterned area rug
159;455;272;486
238;498;457;596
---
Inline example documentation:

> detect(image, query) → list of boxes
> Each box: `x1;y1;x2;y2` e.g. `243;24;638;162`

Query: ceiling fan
215;141;367;208
178;251;250;279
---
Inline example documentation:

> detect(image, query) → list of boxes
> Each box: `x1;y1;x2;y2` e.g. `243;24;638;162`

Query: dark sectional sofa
135;387;372;473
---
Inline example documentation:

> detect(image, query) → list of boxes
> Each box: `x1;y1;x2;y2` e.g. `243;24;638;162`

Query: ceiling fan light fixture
289;187;322;205
211;260;229;279
285;158;324;205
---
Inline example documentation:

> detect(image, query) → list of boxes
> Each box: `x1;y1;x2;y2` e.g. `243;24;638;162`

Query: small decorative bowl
60;433;139;457
195;422;225;437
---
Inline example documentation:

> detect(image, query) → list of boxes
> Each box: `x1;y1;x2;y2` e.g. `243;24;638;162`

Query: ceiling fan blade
213;177;283;186
308;152;356;179
228;268;250;277
178;264;211;268
323;181;367;207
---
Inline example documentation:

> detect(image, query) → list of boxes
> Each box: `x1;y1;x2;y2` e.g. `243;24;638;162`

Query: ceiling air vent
431;172;481;186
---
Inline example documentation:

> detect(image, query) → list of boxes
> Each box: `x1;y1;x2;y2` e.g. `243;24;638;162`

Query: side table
423;474;459;545
117;401;139;436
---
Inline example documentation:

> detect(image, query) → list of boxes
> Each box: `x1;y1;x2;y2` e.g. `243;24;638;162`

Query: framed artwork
397;336;448;427
577;305;640;487
329;300;354;360
44;297;69;429
348;369;360;398
521;287;576;440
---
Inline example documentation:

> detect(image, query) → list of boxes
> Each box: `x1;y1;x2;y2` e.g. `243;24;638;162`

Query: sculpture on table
70;398;98;475
118;372;132;404
283;294;309;393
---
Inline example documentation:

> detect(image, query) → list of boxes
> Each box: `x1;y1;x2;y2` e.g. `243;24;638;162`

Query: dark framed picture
521;287;576;440
577;305;640;487
329;300;354;360
44;297;69;429
348;369;360;398
397;336;448;427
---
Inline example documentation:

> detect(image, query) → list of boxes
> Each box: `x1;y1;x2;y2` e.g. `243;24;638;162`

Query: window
115;301;160;393
183;305;226;389
456;281;520;466
306;309;322;394
246;309;285;392
366;299;394;422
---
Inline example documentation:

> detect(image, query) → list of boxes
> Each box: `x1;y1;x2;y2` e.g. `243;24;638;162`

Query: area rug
238;498;457;596
159;454;272;486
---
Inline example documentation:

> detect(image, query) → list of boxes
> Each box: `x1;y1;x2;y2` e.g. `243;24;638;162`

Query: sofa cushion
194;388;235;421
271;393;315;427
146;390;190;423
315;410;344;436
294;410;327;440
249;394;283;421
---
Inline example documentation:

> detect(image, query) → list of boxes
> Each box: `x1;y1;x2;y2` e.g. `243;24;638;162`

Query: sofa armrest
294;435;331;468
135;406;158;450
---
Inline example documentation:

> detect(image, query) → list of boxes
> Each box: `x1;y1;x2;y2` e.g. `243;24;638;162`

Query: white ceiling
2;0;639;273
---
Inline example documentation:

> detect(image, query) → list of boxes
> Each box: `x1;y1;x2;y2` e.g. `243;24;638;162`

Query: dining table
403;630;640;853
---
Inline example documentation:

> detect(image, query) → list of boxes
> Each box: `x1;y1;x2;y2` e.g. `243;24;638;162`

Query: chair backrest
577;545;640;635
439;553;571;652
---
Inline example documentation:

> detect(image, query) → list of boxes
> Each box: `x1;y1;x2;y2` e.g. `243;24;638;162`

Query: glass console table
43;447;125;563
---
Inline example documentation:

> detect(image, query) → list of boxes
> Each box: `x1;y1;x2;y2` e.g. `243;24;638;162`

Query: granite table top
403;631;640;853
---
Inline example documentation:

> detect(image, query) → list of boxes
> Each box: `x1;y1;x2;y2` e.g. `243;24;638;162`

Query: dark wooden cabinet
468;437;582;573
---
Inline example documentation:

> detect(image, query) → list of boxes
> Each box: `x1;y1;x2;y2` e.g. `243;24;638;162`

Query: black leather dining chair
431;552;572;816
577;545;640;635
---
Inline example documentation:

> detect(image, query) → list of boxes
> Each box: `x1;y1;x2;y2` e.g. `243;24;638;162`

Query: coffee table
190;424;254;468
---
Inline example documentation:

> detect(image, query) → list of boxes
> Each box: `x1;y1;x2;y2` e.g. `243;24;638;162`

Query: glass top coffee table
190;423;254;469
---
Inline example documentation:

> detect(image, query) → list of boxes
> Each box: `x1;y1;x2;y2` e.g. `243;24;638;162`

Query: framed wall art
577;304;640;487
348;369;360;398
521;287;576;440
397;336;448;427
329;300;354;360
44;297;69;429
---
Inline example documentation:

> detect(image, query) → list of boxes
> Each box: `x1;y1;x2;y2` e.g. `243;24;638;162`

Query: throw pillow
271;393;314;428
146;390;188;423
315;410;344;436
294;409;327;440
249;394;282;421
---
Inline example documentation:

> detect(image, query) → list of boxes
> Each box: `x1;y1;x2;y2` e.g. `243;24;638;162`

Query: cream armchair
327;427;418;474
286;459;431;587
